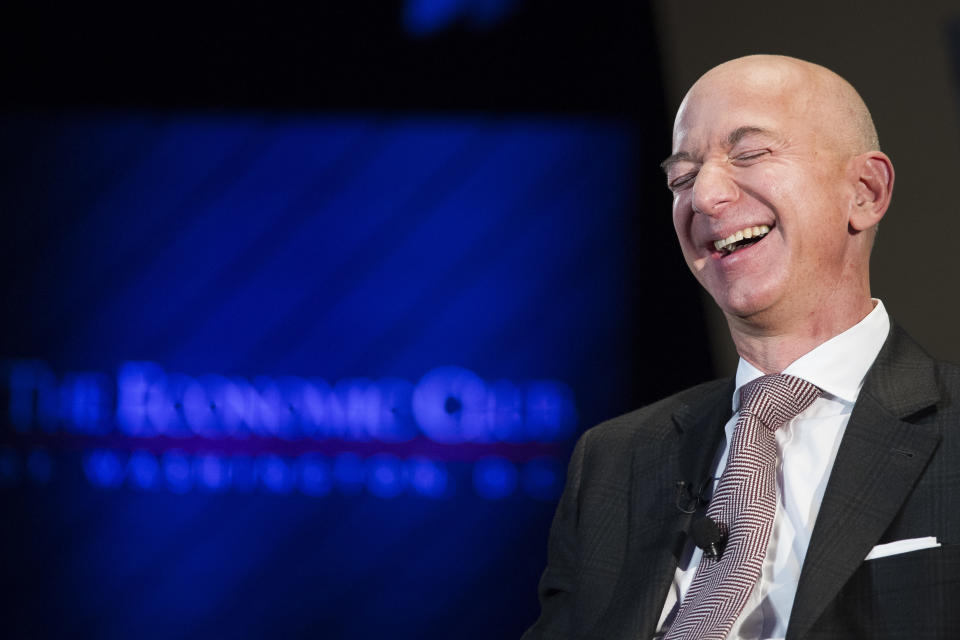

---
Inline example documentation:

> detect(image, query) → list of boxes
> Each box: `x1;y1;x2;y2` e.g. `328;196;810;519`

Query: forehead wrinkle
727;126;776;147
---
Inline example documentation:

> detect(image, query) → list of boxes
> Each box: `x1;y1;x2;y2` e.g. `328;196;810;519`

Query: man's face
665;64;854;327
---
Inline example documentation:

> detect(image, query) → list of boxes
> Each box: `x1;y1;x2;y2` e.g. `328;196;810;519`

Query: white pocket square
864;536;940;560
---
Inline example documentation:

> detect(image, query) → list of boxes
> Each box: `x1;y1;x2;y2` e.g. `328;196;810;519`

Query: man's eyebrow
660;151;695;173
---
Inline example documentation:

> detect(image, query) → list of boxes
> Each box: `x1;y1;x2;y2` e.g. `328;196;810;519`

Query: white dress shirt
655;300;890;639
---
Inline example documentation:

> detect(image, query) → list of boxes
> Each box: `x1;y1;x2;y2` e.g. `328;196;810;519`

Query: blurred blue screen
0;113;648;638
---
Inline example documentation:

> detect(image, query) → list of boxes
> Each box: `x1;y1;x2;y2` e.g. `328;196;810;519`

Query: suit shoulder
933;359;960;413
578;378;731;449
936;359;960;391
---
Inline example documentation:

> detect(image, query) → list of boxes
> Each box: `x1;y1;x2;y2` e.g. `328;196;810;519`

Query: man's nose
691;163;738;217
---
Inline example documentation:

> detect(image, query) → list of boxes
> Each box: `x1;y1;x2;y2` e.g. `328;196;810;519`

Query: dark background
0;2;712;638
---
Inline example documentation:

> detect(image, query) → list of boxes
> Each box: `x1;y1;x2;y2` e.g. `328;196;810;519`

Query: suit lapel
787;325;942;640
674;382;735;511
598;380;732;640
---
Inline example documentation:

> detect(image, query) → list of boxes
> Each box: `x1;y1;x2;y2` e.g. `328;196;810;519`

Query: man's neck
726;297;876;374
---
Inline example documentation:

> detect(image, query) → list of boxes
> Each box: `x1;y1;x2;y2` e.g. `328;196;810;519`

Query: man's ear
849;151;894;231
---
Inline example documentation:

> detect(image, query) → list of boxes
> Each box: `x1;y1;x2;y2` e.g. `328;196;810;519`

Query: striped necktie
665;374;821;639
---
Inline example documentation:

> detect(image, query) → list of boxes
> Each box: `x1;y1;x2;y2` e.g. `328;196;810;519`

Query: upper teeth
714;225;770;252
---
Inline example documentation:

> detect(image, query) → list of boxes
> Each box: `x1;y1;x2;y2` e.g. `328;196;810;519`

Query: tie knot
738;374;821;431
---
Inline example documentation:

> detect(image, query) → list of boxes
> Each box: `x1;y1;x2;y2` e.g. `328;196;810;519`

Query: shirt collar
732;299;890;411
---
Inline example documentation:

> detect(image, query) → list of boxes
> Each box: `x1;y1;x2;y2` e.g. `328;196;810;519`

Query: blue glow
407;457;449;498
521;457;562;501
6;365;112;435
0;447;21;486
328;378;378;441
367;454;405;498
412;366;489;443
404;0;518;36
296;454;333;496
195;455;230;492
250;378;294;439
369;378;417;443
150;375;194;438
127;450;160;490
229;456;257;492
404;0;461;36
487;380;523;442
524;381;576;441
162;452;193;494
298;379;333;439
257;455;295;494
211;377;253;438
116;361;160;437
333;452;366;495
6;357;576;501
473;456;518;500
25;449;53;484
84;450;124;489
117;363;196;438
13;359;575;445
0;112;647;638
59;373;109;434
145;376;175;435
68;450;547;500
181;376;219;438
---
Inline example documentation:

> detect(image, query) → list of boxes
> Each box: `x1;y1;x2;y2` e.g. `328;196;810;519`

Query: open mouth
713;224;771;255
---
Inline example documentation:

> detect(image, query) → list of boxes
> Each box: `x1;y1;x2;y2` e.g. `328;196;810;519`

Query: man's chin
711;291;779;326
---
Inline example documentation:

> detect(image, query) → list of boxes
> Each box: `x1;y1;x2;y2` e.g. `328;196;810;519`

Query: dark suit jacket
523;324;960;639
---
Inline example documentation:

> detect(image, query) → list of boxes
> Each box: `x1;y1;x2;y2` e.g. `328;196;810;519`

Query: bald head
678;55;879;157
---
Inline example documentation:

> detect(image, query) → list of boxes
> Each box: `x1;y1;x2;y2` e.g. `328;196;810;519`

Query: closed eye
668;171;698;191
731;150;769;164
